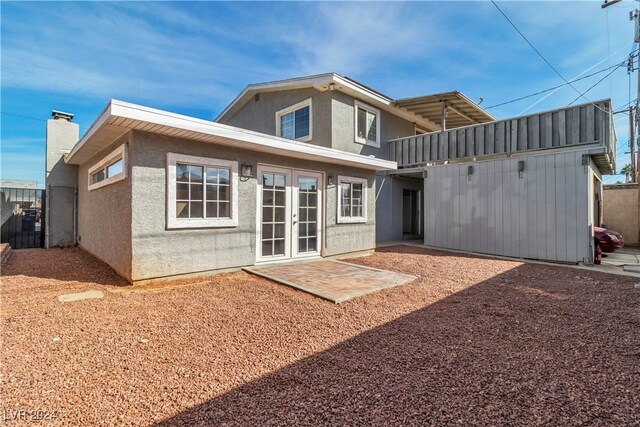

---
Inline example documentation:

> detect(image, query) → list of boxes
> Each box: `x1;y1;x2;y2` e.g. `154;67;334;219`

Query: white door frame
292;169;323;259
255;164;323;264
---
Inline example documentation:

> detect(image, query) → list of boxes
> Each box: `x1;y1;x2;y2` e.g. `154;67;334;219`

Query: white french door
257;165;323;263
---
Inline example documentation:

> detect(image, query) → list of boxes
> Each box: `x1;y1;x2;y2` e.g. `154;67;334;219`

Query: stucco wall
221;88;333;149
375;173;423;242
331;91;415;158
603;184;639;245
76;133;132;279
129;131;376;282
220;88;415;161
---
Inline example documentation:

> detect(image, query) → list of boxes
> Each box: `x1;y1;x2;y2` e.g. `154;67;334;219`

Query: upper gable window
354;100;380;148
276;98;312;142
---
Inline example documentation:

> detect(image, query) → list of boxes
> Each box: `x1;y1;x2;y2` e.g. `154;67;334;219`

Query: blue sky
1;1;636;186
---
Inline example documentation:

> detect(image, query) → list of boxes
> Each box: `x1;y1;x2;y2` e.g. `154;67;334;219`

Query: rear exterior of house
45;72;617;283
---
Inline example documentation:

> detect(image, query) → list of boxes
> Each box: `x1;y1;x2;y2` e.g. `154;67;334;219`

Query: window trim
88;144;128;191
275;98;313;142
354;100;381;148
166;153;239;229
336;175;368;224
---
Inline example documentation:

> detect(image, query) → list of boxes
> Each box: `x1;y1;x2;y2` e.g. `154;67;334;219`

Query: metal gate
0;187;46;249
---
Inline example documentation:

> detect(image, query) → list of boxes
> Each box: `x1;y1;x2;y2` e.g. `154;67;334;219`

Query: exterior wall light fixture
518;160;525;178
241;164;253;178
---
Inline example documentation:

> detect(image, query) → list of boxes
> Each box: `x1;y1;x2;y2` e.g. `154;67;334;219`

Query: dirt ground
1;246;638;426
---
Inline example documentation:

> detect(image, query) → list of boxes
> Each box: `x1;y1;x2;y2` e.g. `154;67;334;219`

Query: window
88;144;127;190
167;153;238;229
337;176;367;224
276;98;312;142
354;100;380;148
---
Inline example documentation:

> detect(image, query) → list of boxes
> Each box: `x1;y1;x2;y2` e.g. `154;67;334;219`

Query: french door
257;165;323;262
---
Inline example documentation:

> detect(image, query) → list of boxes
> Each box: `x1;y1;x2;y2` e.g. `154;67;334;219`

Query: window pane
176;202;189;218
219;202;230;218
205;202;218;218
262;240;273;257
340;183;351;200
188;165;203;182
274;206;285;222
273;190;284;207
353;205;363;218
206;184;218;201
263;206;273;222
107;159;123;177
352;183;363;198
308;237;317;252
263;173;274;189
218;169;230;185
309;193;317;207
308;207;317;221
341;205;350;217
273;239;285;256
206;167;219;184
263;224;273;239
274;174;285;189
218;185;229;202
176;164;189;182
294;106;310;139
176;183;189;200
298;238;308;253
357;108;367;140
91;170;105;184
308;222;317;237
299;208;307;221
366;111;377;141
190;201;203;218
191;184;203;201
299;223;308;238
281;112;295;140
274;223;285;239
298;192;308;207
263;190;274;206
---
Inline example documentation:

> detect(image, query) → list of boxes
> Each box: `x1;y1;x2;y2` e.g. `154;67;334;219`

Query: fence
0;187;46;249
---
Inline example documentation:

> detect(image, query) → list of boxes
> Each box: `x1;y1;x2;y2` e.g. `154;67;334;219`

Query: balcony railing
388;100;616;174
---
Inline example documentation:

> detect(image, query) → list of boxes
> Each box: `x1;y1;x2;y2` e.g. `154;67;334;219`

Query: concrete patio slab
57;290;104;303
243;260;416;303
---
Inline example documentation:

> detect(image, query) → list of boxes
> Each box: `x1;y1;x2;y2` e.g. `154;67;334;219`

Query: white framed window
354;100;380;148
275;98;312;142
88;144;128;191
166;153;238;229
337;175;367;224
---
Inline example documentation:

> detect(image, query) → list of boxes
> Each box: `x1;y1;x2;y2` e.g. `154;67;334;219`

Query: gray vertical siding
389;100;615;175
423;150;592;263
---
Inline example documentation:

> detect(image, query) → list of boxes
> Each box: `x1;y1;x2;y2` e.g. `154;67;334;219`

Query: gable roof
65;100;396;171
215;73;495;131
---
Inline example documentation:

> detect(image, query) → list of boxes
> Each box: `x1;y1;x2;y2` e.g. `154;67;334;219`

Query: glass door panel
293;171;322;258
259;168;290;260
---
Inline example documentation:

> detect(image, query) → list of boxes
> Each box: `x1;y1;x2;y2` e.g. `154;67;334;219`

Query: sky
1;1;636;186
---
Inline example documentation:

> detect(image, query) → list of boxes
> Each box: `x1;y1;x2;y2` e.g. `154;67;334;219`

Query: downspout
45;184;51;248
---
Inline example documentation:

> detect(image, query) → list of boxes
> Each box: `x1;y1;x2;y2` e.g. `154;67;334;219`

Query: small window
276;98;312;142
337;176;367;224
88;144;127;190
167;153;238;229
354;100;380;148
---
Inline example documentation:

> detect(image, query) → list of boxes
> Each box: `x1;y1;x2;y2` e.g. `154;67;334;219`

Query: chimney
45;109;79;248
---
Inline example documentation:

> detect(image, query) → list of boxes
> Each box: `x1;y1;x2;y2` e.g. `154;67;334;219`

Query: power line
485;60;627;109
1;112;48;123
491;0;606;112
567;62;625;106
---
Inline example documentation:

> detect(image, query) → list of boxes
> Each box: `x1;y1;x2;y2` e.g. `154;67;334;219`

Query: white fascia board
67;100;397;171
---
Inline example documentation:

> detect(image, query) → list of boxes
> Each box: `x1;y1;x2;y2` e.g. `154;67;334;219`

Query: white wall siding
423;150;593;263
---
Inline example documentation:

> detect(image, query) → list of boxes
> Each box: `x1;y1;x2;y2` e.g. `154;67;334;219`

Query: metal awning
394;91;495;130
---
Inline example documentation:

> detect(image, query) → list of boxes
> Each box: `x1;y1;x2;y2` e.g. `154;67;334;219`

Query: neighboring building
603;183;639;245
45;73;617;283
0;179;38;189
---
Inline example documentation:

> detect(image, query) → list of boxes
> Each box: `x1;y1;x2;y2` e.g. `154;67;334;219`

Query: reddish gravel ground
1;246;639;426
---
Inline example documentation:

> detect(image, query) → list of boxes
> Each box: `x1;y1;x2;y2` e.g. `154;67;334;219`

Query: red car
594;226;624;252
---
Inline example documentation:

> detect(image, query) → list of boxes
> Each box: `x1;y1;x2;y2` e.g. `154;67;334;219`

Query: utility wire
567;62;625;106
491;0;607;112
1;112;48;123
485;60;627;109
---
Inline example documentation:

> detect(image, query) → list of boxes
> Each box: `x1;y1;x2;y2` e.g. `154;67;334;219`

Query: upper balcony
388;100;616;174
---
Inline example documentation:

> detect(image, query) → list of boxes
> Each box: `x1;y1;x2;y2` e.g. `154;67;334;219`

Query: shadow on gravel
154;260;640;426
1;247;129;287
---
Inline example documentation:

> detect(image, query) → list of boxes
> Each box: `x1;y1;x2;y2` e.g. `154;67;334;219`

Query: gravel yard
1;246;639;426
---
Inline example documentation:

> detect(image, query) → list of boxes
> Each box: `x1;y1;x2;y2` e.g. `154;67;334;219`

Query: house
44;73;616;283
